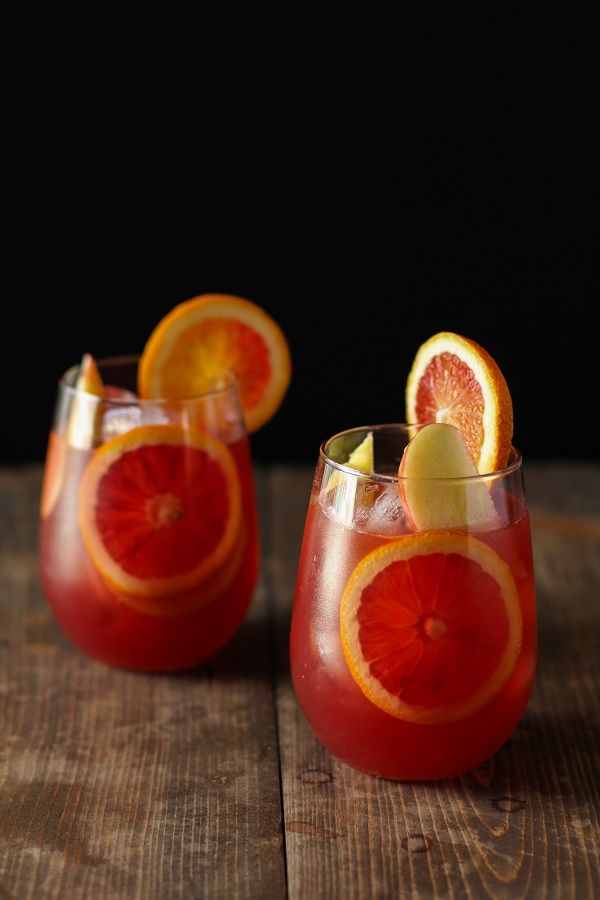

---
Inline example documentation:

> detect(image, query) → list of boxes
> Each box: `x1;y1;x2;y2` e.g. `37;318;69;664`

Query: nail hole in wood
401;833;431;853
491;796;526;813
300;768;334;784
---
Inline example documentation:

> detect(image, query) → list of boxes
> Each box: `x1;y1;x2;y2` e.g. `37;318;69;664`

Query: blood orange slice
138;294;291;433
120;523;247;617
405;332;513;473
79;424;241;600
340;533;522;724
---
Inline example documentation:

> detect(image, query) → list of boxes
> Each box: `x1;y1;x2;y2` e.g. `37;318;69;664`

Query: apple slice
326;431;373;491
67;353;105;449
345;431;374;473
76;353;104;396
323;431;375;526
398;423;499;531
43;355;106;518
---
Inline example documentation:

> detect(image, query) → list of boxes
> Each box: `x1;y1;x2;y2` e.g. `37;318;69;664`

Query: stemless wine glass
290;424;536;780
39;356;259;671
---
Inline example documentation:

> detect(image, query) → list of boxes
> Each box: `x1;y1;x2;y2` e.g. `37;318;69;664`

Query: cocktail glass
40;356;259;670
290;424;536;780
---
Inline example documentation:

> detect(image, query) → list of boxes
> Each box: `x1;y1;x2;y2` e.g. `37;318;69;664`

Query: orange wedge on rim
78;424;241;604
340;532;522;725
138;294;291;433
405;332;513;473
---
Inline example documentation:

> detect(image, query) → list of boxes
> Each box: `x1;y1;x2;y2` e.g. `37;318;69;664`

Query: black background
4;10;599;465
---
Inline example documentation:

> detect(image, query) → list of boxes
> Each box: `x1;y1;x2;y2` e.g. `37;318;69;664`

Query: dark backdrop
4;10;599;464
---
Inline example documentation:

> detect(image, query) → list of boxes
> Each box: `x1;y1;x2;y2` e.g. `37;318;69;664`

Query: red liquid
290;494;536;780
40;433;259;671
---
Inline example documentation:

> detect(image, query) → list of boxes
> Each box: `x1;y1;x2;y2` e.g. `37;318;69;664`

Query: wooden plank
0;467;286;900
269;463;600;900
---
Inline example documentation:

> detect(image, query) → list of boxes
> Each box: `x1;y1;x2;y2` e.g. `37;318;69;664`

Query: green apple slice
67;353;105;449
326;431;373;490
345;431;374;473
399;423;499;531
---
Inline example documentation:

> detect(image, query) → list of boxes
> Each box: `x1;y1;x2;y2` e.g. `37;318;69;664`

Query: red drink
290;425;536;780
40;357;259;671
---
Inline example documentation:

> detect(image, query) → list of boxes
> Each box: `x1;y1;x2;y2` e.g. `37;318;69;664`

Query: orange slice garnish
340;533;522;725
138;293;291;433
120;522;247;617
78;424;241;601
405;332;513;473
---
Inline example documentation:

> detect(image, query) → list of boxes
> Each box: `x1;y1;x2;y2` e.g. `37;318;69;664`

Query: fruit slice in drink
120;522;248;617
340;532;522;724
138;293;291;432
78;424;241;612
41;354;105;518
398;423;499;531
326;430;374;495
405;332;513;472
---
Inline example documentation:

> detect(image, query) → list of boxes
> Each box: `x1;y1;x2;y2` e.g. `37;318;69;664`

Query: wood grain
1;462;599;899
0;467;286;900
268;463;600;900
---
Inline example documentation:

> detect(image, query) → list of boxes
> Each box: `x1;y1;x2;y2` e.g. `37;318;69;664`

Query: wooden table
1;463;599;899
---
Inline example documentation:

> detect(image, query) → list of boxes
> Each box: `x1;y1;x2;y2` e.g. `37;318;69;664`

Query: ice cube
101;404;141;440
361;483;408;535
320;476;357;528
140;405;171;426
101;400;170;441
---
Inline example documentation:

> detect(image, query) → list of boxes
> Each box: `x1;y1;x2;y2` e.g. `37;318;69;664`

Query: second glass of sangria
39;293;291;670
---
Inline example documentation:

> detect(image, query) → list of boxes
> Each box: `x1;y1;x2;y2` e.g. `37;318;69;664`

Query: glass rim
58;354;240;405
320;423;523;484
